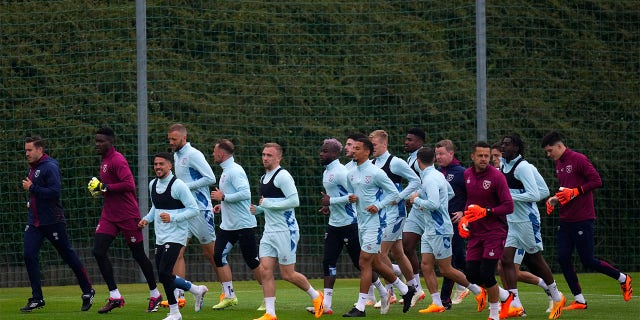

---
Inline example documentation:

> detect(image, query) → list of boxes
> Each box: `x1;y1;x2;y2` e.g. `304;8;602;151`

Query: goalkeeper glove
458;216;470;238
464;204;489;223
88;177;108;196
555;187;582;205
545;198;555;215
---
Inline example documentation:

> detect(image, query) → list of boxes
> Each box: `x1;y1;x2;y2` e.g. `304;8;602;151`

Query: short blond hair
168;123;187;136
368;129;388;143
263;142;283;156
436;139;456;152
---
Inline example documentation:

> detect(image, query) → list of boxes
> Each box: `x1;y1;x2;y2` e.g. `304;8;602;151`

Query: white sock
618;273;627;283
488;302;500;320
455;283;466;292
537;278;549;290
467;283;482;295
109;289;122;299
413;274;423;291
392;263;402;276
355;293;368;312
324;288;333;309
547;281;563;302
509;289;522;308
265;297;276;316
367;285;376;300
306;286;319;299
392;278;409;295
431;292;443;306
169;304;180;315
575;293;586;304
373;279;386;297
498;287;510;301
222;281;235;298
149;288;161;299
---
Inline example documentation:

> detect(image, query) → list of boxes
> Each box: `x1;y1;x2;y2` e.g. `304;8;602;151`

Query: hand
545;197;559;215
138;219;148;228
458;216;470;238
211;188;224;201
348;194;358;203
21;177;32;191
320;192;330;207
365;205;379;214
409;192;419;204
249;204;257;215
88;177;107;196
258;196;264;206
159;212;171;223
464;204;487;222
318;206;330;215
555;187;581;205
450;211;463;224
213;204;221;214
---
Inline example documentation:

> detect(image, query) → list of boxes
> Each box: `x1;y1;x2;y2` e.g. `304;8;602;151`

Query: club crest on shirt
328;173;335;182
364;175;372;184
446;173;454;182
565;165;573;173
483;180;491;189
102;164;108;173
34;169;40;178
180;157;188;166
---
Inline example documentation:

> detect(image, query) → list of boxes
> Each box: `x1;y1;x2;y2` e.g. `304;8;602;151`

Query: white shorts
382;215;405;242
420;234;453;260
514;248;526;265
403;211;426;235
505;221;543;254
359;227;382;254
187;209;216;244
259;230;299;265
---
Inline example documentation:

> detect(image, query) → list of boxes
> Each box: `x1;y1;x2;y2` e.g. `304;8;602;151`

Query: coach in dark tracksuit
21;136;94;313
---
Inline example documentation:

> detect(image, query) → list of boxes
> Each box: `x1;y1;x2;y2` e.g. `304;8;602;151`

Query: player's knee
324;264;337;277
213;253;226;268
92;246;108;260
158;270;173;284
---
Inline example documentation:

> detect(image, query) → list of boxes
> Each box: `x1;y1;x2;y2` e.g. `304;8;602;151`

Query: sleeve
106;158;137;193
391;158;421;201
185;151;216;190
32;164;61;200
511;162;541;202
577;154;603;193
414;178;439;210
223;168;251;202
170;181;199;222
260;171;300;210
489;174;514;216
532;166;550;200
144;181;156;223
329;169;352;205
374;171;400;210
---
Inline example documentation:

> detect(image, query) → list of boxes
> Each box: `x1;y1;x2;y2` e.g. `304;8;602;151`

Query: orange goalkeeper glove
555;187;583;205
464;204;489;222
546;199;555;215
458;216;470;238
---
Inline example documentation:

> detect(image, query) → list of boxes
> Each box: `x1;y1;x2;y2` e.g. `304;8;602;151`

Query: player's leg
22;224;46;311
156;242;182;317
45;223;94;310
212;229;239;310
123;223;162;312
318;225;344;313
445;231;468;306
556;221;586;306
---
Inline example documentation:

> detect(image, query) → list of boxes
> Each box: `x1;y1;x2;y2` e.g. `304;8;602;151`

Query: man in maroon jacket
460;141;514;320
542;131;632;310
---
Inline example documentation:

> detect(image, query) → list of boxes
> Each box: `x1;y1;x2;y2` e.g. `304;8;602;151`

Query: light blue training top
217;156;256;230
144;172;199;246
413;165;455;236
174;142;216;212
253;166;300;233
323;159;357;227
501;154;550;223
347;159;399;230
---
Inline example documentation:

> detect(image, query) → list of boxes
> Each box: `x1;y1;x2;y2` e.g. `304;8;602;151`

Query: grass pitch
1;273;637;319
